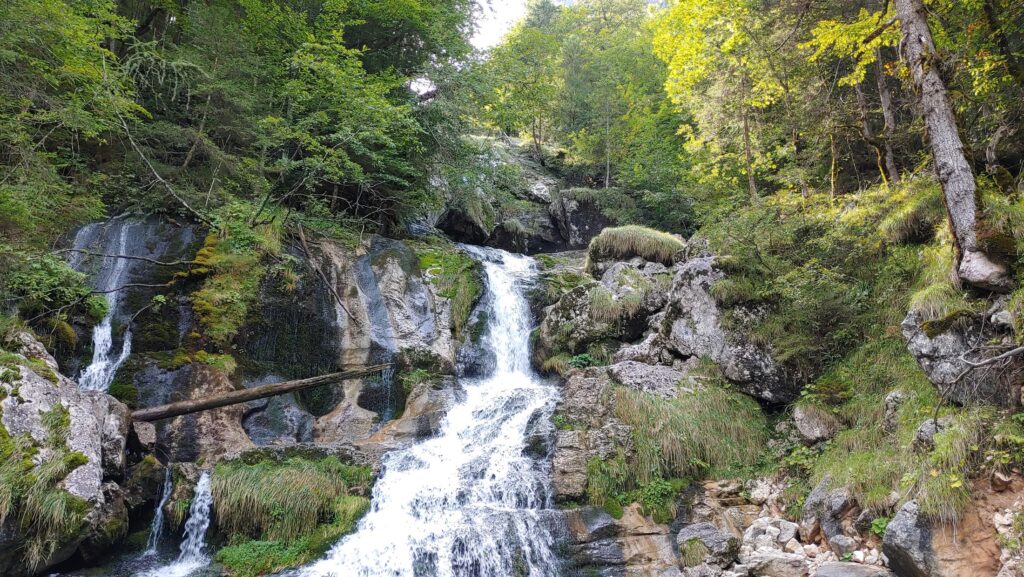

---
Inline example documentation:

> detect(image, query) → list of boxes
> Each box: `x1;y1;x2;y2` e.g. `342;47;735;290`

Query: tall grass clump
614;380;767;484
0;403;90;571
586;225;685;269
212;456;371;542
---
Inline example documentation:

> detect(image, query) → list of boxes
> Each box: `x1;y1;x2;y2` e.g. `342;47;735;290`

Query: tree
895;0;1011;291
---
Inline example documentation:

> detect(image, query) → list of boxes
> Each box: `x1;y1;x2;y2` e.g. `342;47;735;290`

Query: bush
586;225;685;268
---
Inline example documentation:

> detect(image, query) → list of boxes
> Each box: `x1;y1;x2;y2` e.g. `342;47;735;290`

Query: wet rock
792;405;839;445
663;257;795;404
129;420;157;454
608;361;683;399
677;522;740;567
78;482;129;563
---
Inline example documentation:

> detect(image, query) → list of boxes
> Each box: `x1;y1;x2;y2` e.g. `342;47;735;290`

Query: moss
416;245;482;339
679;538;710;568
107;380;139;408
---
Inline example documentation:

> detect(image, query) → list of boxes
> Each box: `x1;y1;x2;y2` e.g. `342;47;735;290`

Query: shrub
586;225;685;268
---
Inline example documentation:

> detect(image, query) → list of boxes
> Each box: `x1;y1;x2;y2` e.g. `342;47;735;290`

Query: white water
139;471;214;577
302;247;562;577
75;221;137;391
144;468;174;555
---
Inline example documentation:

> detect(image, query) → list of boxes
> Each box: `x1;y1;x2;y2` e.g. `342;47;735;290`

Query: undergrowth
586;225;685;269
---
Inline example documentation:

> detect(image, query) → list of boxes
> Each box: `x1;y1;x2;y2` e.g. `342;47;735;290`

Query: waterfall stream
140;471;214;577
301;246;562;577
144;468;174;555
71;220;138;391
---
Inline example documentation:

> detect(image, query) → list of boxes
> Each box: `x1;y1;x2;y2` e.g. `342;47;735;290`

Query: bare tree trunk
895;0;1010;291
874;55;901;185
829;132;838;199
604;100;611;189
854;80;888;185
743;108;757;202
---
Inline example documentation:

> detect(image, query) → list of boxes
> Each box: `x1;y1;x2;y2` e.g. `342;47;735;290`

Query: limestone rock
800;478;858;544
677;522;741;567
793;405;839;445
814;562;896;577
882;501;932;577
608;361;683;399
958;250;1013;293
739;551;809;577
663;257;795;403
549;191;613;248
902;309;1023;407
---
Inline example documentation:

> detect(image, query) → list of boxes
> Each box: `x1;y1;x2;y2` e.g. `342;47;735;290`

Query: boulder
608;361;683;399
800;478;858;544
882;501;932;577
792;405;839;445
739;551;809;577
677;522;741;567
437;207;490;245
0;332;133;576
553;430;590;500
902;308;1023;407
662;257;795;404
549;190;614;248
910;417;953;454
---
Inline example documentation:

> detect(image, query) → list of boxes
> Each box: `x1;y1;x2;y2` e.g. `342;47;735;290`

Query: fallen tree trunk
131;365;391;422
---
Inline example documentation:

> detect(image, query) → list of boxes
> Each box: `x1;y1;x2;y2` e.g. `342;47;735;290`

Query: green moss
679;538;709;568
416;246;482;339
107;380;139;408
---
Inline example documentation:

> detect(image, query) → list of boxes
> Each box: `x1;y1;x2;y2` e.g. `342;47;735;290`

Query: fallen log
131;365;391;422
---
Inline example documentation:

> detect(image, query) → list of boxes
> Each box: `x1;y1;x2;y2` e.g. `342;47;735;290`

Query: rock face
536;250;796;405
663;258;794;403
564;505;683;577
902;304;1024;407
883;498;1005;577
0;333;135;576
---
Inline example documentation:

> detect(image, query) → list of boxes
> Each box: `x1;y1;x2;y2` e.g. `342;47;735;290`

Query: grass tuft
586;225;685;269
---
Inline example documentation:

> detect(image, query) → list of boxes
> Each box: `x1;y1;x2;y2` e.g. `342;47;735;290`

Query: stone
958;250;1013;293
677;522;741;567
882;501;931;577
129;420;157;453
800;478;858;544
436;207;490;245
902;309;1023;407
549;191;614;249
814;562;896;577
793;405;839;445
739;551;809;577
828;535;857;557
883;391;906;434
553;430;590;500
992;471;1013;492
910;417;952;454
608;361;684;399
663;257;796;403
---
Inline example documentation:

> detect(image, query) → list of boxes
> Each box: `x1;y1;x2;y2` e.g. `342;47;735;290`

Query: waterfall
140;471;213;577
72;220;138;392
302;246;562;577
144;468;173;555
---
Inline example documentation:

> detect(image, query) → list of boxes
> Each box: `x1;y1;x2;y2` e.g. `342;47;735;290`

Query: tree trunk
131;365;390;422
895;0;1010;291
854;79;887;185
874;55;901;185
604;100;611;189
743;107;757;202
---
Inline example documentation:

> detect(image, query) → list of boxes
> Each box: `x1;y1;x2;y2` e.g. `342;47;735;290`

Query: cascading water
301;246;562;577
72;221;138;391
140;471;214;577
144;468;174;555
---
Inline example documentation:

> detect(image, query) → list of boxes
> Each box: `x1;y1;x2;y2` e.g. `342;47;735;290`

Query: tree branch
55;249;194;267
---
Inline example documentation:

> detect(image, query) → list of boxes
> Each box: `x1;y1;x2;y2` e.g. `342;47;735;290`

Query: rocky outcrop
549;188;614;248
565;505;683;577
662;257;794;404
901;302;1024;408
0;332;137;576
536;250;797;404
